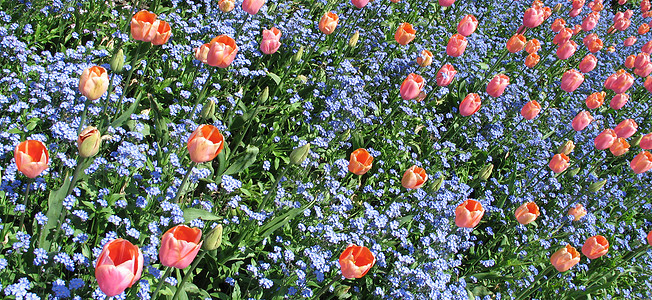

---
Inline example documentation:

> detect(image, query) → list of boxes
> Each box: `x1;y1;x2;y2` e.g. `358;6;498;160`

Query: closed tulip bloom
609;138;630;156
640;24;650;35
586;37;603;53
525;53;540;68
194;43;210;63
614;119;637;138
515;202;540;225
644;0;651;12
644;40;652;53
486;74;510;97
568;204;587;221
560;69;584;92
395;23;416;45
455;199;485;228
506;34;526;53
610;93;629;110
439;0;456;6
550;244;580;272
319;12;338;35
151;20;171;45
582;235;609;259
572;111;593;131
640;133;652;149
624;36;637;47
569;7;582;17
648;230;652;246
625;55;636;69
416;50;433;67
348;148;373;175
187;124;225;163
339;244;375;279
401;165;427;189
14;140;49;178
436;64;457;86
95;239;143;297
79;66;109;101
260;27;282;55
457;15;478;36
159;225;203;269
582;12;600;31
525;39;541;54
594;129;617;150
585;92;605;109
400;73;424;100
130;10;158;42
631;151;652;173
578;54;597;73
554;28;573;45
78;126;102;158
459;93;481;116
582;33;598;48
549;153;570;173
646;76;652;93
558;140;575;155
242;0;264;14
604;69;634;93
351;0;369;8
446;33;468;57
206;35;238;68
635;62;652;77
520;100;541;120
551;18;566;32
219;0;235;12
557;40;577;60
523;7;545;28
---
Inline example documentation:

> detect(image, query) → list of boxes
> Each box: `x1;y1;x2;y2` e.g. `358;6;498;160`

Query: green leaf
224;146;259;175
267;72;281;85
183;208;222;222
110;93;142;128
40;173;72;250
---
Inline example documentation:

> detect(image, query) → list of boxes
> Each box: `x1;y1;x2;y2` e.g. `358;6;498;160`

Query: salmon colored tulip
614;119;637;139
639;23;650;35
506;34;526;53
554;28;573;45
187;124;225;163
348;148;373;175
572;111;593;131
569;7;582;18
644;0;651;13
401;165;427;189
609;138;630;156
525;53;540;68
151;20;171;45
130;10;158;42
582;12;600;31
549;153;570;173
594;129;617;150
525;39;541;54
351;0;369;8
568;204;587;221
457;15;478;36
395;23;416;45
557;40;577;60
205;35;238;68
514;202;540;225
14;140;49;178
520;100;541;120
95;239;143;297
586;37;603;53
582;235;609;259
446;33;468;57
550;244;580;272
635;62;652;77
640;133;652;149
219;0;235;12
486;74;510;98
400;73;424;101
605;69;634;93
585;92;605;109
643;41;652;54
319;12;338;35
439;0;456;6
260;27;282;55
416;49;433;67
624;36;637;47
625;55;636;69
459;93;481;116
79;66;109;101
610;93;629;110
551;18;566;32
339;244;375;279
242;0;265;14
455;199;484;228
436;64;457;86
631;151;652;174
578;54;597;73
523;7;545;28
560;69;584;92
159;225;203;269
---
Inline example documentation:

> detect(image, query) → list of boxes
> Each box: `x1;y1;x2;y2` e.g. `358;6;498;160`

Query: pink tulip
609;93;629;110
634;63;652;77
549;153;570;173
260;27;282;55
446;34;468;57
436;64;457;86
95;239;143;297
635;53;650;69
206;35;238;68
631;151;652;174
640;133;652;149
551;18;566;32
625;55;636;69
604;69;633;94
569;7;582;17
572;111;593;131
520;100;541;120
614;119;637;139
594;129;617;150
523;7;545;28
579;54;597;73
557;40;577;60
457;15;478;36
459;93;481;116
582;235;609;260
439;0;456;6
401;165;428;189
351;0;370;8
624;36;637;47
242;0;265;15
486;74;510;97
646;76;652;93
643;40;652;54
400;73;425;101
582;12;600;31
159;225;203;269
561;69;584;92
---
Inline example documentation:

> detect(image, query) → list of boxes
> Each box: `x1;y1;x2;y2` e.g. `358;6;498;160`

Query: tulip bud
348;30;359;48
432;176;445;191
631;135;643;147
553;3;562;13
478;163;493;181
78;126;102;158
296;75;307;84
110;49;125;73
568;167;581;177
219;0;235;12
293;46;304;62
588;179;607;192
558;141;575;155
201;100;215;120
203;224;223;251
334;285;351;298
290;143;311;165
259;86;269;103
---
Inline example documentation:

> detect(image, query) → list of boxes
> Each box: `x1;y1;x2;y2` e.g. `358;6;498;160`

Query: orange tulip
550;244;580;272
159;225;203;269
130;10;158;42
348;148;373;175
625;55;636;69
446;34;468;57
319;12;338;35
339;244;375;279
648;230;652;246
79;66;109;101
401;165;427;189
151;20;172;45
95;239;144;297
549;153;570;173
525;39;541;54
568;204;587;221
205;35;238;68
582;235;609;259
514;202;540;225
506;34;527;53
395;23;416;45
455;199;484;228
525;53;540;68
585;91;605;109
459;93;481;116
14;140;49;178
187;125;225;163
520;100;541;120
416;49;433;67
609;138;630;156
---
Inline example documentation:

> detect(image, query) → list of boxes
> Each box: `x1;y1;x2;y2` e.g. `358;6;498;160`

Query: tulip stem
174;162;197;207
186;69;214;121
259;164;289;211
18;180;32;230
313;273;340;299
152;266;172;300
77;94;93;136
49;156;87;251
515;264;553;300
171;251;206;300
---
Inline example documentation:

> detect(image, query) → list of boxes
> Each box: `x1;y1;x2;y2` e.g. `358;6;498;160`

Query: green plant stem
18;180;32;230
313;273;340;298
171;251;206;300
151;266;172;300
77;96;93;135
185;69;215;121
516;265;554;300
259;164;290;211
174;162;197;208
49;156;87;250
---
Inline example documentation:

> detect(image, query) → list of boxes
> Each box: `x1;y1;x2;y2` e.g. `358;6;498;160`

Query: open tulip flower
568;204;587;221
515;202;540;225
95;239;143;297
339;244;375;279
348;148;373;175
550;244;580;272
159;225;203;269
455;199;485;228
401;165;427;189
582;235;609;259
14;140;49;178
79;66;109;101
187;124;225;163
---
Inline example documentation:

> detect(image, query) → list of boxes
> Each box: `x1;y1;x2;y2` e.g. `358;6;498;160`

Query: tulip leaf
183;208;222;222
267;72;281;85
39;172;72;250
224;145;259;175
110;92;142;128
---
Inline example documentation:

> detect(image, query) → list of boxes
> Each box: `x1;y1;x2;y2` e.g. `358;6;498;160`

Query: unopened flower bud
78;126;102;158
558;140;575;155
348;30;359;48
631;135;643;147
432;176;445;191
568;167;581;177
290;143;311;165
203;224;223;251
110;49;125;73
201;100;215;120
553;3;562;13
334;284;351;298
219;0;235;12
478;163;493;181
588;179;607;192
258;86;269;103
296;75;307;84
293;46;304;63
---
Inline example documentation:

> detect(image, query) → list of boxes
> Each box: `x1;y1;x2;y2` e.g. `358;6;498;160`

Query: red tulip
339;244;375;279
95;239;143;297
14;140;49;178
455;199;484;228
187;125;225;163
